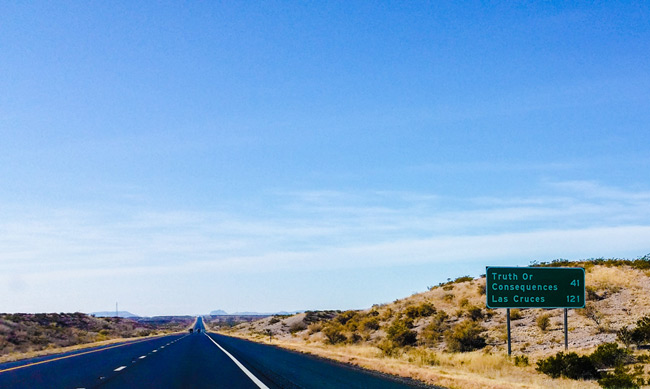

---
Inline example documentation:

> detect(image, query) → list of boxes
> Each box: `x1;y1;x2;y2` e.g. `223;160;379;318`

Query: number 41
570;279;580;286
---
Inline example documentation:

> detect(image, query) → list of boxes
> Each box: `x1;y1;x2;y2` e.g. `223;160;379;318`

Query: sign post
486;267;585;355
506;308;511;355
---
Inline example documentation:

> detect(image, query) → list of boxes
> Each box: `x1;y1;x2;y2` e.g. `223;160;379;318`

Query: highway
0;317;435;388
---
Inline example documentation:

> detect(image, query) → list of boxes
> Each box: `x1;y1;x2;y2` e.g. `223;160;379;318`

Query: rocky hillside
217;256;650;388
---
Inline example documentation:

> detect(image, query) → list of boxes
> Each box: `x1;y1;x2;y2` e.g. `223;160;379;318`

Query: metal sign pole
506;308;511;356
564;308;569;351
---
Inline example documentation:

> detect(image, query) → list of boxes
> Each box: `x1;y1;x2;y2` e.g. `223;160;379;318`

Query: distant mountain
91;311;139;318
209;310;304;316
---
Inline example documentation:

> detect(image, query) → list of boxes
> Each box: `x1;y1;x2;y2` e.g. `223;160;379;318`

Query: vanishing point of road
0;317;440;388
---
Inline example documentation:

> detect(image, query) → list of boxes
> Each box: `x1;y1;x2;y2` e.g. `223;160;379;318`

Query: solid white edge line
203;333;269;389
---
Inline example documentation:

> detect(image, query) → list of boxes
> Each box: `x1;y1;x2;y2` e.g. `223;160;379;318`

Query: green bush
386;319;417;347
445;320;486;352
598;365;644;389
536;352;599;380
590;342;634;369
618;327;634;349
631;315;650;346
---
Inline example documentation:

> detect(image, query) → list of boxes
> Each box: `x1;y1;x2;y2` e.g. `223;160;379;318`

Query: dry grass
587;265;642;290
220;331;598;388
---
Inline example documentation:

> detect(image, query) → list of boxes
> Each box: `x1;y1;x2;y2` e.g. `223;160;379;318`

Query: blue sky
1;1;649;316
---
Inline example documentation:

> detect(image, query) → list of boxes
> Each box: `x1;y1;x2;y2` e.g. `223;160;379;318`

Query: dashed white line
139;355;146;359
114;366;127;372
152;350;157;353
203;333;269;389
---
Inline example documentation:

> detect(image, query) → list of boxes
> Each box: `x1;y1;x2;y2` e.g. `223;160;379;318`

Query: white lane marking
139;355;146;359
153;350;157;353
204;333;269;389
114;366;127;372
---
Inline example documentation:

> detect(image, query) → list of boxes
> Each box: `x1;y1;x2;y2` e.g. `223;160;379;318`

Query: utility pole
116;302;118;318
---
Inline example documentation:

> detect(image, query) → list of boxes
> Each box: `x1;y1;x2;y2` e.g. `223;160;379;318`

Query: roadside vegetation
220;254;650;388
0;313;193;362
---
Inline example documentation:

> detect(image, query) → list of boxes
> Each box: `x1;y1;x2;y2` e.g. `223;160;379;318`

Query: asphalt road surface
0;317;437;388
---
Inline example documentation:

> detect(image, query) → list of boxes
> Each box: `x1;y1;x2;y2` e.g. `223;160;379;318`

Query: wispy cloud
1;180;649;283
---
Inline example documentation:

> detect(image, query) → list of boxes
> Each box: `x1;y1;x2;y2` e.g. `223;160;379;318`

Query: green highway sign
486;267;585;309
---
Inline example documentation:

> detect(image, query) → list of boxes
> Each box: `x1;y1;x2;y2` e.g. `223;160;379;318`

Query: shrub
618;327;634;349
422;311;449;345
336;310;358;326
443;294;454;302
536;313;551;331
289;321;307;334
536;352;599;380
348;332;362;344
307;322;323;334
586;286;604;301
631;315;650;345
377;338;398;357
404;302;436;319
445;320;486;352
466;306;483;321
322;323;347;344
580;304;604;327
590;342;634;369
513;355;529;367
597;365;643;389
436;275;473;289
386;319;417;347
360;316;380;331
509;309;523;320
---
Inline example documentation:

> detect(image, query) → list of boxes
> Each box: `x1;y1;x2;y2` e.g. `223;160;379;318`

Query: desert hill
212;256;650;389
0;313;194;363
